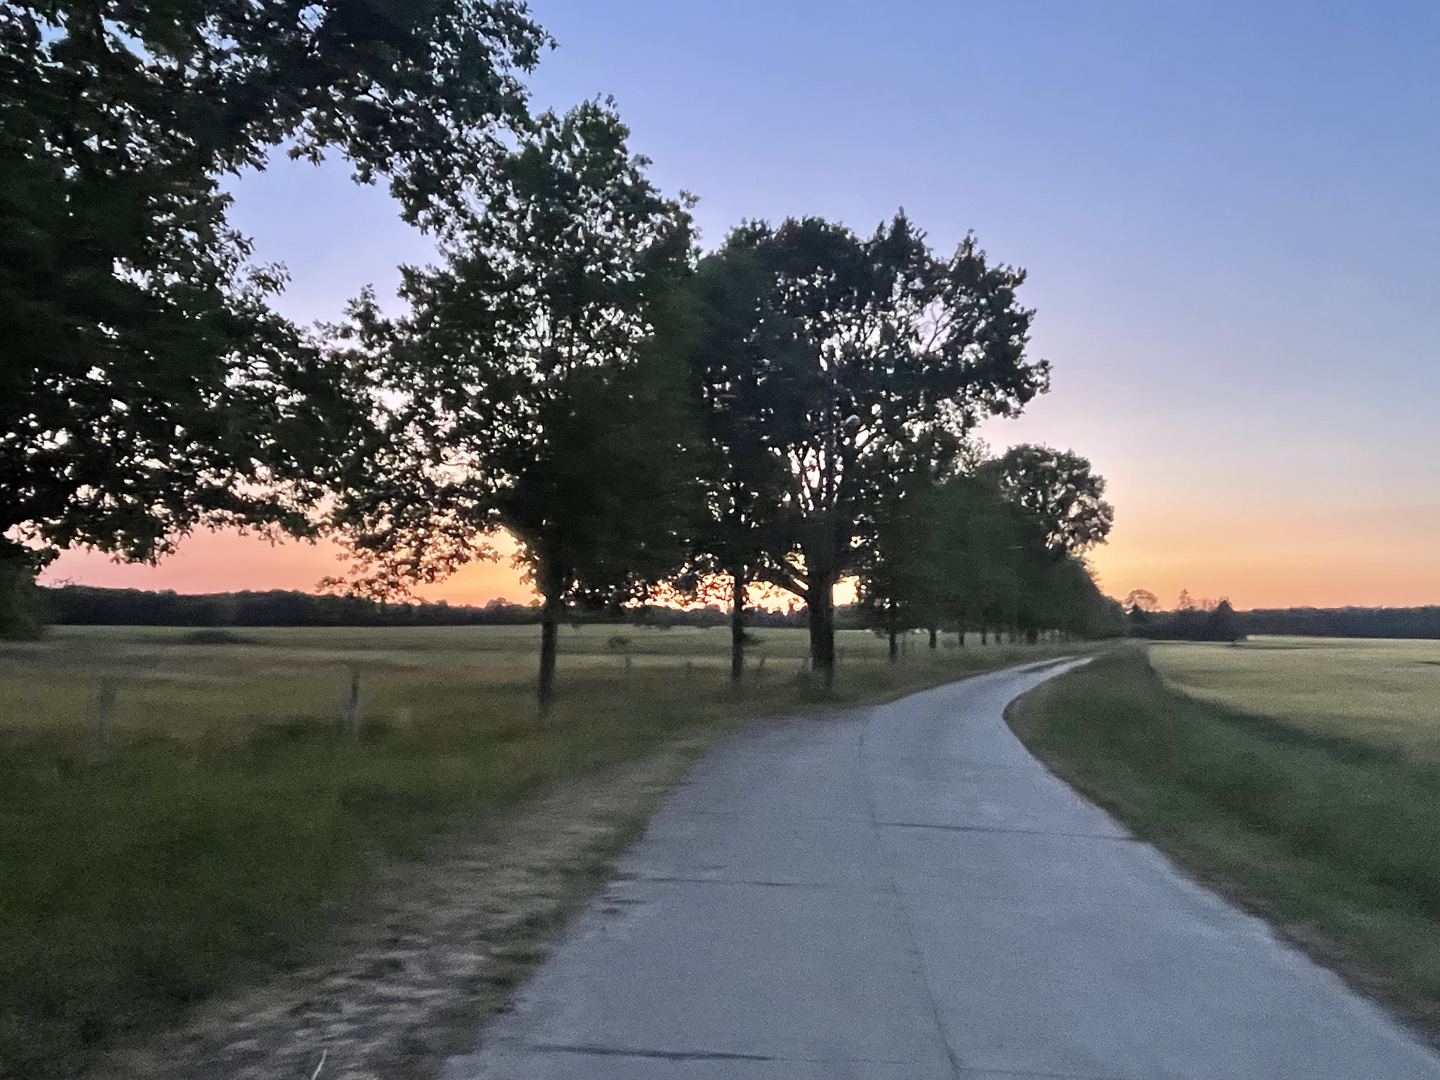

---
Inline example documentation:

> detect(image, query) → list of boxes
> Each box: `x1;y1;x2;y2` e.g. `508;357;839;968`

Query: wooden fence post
88;676;117;764
340;669;362;740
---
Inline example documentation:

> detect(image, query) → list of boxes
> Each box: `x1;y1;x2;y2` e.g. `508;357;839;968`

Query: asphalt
440;659;1440;1080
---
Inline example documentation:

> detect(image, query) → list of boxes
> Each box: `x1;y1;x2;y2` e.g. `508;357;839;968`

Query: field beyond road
1151;635;1440;756
1009;643;1440;1045
0;623;1072;1079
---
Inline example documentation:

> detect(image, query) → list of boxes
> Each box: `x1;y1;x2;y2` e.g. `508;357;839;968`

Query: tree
678;247;805;682
854;469;946;661
1;0;547;629
329;102;700;712
1124;588;1159;613
710;215;1050;684
978;445;1114;556
1201;599;1245;642
929;473;1017;644
1128;603;1154;636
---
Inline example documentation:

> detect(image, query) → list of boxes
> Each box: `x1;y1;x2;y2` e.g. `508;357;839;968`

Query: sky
44;0;1440;609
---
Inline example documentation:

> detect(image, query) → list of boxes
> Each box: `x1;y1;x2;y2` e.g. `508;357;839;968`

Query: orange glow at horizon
40;530;858;610
38;497;1440;613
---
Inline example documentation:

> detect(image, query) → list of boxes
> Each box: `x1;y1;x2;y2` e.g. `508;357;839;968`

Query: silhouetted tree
1124;589;1159;613
929;473;1019;644
978;445;1114;556
330;102;700;712
854;470;947;661
1201;599;1246;642
706;216;1050;684
1128;604;1154;636
677;247;805;682
1;0;548;628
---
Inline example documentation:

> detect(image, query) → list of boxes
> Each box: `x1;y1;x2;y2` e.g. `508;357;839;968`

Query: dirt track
86;726;734;1080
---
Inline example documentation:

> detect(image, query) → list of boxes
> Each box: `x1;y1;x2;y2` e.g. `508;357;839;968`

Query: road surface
440;659;1440;1079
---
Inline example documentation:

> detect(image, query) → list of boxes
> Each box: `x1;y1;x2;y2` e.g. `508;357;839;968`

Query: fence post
340;669;362;740
88;676;117;764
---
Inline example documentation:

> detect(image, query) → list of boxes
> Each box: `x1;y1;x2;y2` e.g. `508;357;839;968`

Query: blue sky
195;1;1440;605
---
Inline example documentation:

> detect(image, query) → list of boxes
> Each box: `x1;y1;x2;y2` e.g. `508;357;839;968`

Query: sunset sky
44;0;1440;609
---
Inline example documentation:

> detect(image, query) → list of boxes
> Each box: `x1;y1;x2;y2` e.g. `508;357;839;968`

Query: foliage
1244;607;1440;640
854;462;1123;654
854;468;948;655
1202;599;1245;642
977;443;1114;556
1131;600;1243;641
0;0;547;623
685;216;1051;680
329;101;701;707
1123;588;1159;612
0;556;45;638
675;245;807;678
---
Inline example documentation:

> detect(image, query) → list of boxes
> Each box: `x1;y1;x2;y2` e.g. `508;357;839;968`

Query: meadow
0;622;1067;1079
1009;640;1440;1042
1150;635;1440;756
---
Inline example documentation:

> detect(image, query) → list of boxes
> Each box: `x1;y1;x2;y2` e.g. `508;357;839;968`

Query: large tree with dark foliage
330;102;701;712
704;216;1050;683
679;246;806;682
978;444;1114;557
0;0;547;630
854;468;947;660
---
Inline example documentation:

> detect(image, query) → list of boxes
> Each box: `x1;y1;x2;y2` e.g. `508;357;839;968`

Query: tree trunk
730;567;746;685
928;626;938;650
807;581;837;687
888;628;898;663
537;592;562;716
981;625;988;646
1026;626;1038;645
957;627;966;648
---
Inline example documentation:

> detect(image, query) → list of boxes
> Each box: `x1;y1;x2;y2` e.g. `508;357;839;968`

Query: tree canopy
1;0;547;580
687;216;1051;681
978;444;1114;557
8;7;1127;680
329;101;701;709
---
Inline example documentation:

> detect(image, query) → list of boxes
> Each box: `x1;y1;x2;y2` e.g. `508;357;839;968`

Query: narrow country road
439;660;1440;1080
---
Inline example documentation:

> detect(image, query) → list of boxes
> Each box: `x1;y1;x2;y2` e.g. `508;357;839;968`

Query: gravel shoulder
86;725;737;1080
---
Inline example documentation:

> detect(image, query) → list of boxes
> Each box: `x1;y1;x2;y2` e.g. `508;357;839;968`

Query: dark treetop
1;0;547;571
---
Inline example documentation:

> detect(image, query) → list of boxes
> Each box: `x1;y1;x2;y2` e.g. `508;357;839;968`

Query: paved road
440;660;1440;1080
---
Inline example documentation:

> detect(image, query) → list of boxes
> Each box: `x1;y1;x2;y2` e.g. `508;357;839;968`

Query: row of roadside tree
2;2;1121;707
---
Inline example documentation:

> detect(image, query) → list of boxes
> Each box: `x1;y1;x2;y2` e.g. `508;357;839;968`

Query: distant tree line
1128;600;1246;642
4;2;1122;708
40;585;821;630
42;587;537;628
1127;603;1440;642
1241;607;1440;640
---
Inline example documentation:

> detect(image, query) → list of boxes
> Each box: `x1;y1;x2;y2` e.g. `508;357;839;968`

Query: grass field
1151;635;1440;756
1009;643;1440;1042
0;623;1067;1079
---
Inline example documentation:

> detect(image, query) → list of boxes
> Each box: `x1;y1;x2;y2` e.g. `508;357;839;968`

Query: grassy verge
0;625;1073;1078
1007;644;1440;1041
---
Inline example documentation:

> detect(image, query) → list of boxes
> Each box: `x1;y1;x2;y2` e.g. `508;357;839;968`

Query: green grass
1150;635;1440;757
1008;644;1440;1038
0;623;1070;1078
